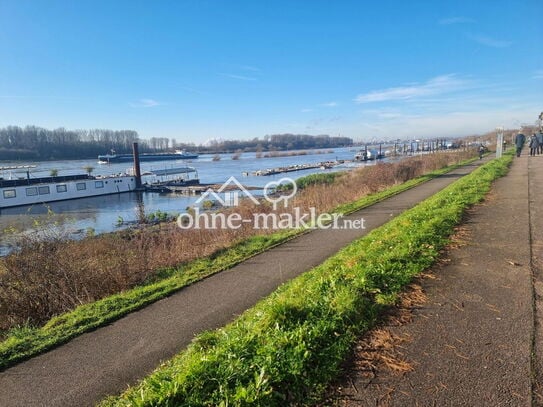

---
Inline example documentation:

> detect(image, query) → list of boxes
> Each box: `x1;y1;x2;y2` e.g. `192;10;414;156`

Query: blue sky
0;0;541;143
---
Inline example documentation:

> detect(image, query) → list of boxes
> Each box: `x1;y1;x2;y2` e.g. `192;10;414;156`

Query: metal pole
496;127;504;158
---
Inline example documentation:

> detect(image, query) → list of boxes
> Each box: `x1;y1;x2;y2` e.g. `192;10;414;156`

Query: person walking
537;130;543;155
515;132;526;157
479;145;485;159
529;134;539;156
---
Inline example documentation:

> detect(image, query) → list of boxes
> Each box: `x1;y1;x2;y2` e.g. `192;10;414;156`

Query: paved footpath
0;158;491;407
331;151;543;406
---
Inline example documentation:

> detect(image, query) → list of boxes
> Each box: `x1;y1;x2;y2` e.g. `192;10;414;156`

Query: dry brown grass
0;216;268;330
317;282;430;407
292;152;471;214
0;150;474;331
354;329;414;375
350;284;428;378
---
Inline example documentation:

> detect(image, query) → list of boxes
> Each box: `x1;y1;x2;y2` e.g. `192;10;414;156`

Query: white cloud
322;101;338;107
220;73;257;81
354;74;468;104
468;34;512;48
239;65;260;72
339;71;543;143
350;110;533;140
439;17;475;25
130;98;161;108
378;112;405;119
301;108;313;113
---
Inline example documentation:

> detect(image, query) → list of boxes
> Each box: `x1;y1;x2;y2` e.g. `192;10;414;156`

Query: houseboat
98;149;198;164
141;166;200;191
0;166;137;209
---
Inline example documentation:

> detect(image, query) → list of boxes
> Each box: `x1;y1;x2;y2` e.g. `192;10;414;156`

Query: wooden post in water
132;142;142;189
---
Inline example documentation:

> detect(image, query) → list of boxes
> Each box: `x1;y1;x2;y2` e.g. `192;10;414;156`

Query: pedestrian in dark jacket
529;134;539;156
515;132;526;157
538;131;543;155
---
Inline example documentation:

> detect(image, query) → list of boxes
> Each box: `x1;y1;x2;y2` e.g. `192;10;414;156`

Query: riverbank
0;151;473;336
0;146;471;253
0;151;489;406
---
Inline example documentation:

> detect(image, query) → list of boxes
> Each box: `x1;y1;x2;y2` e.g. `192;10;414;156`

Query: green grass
294;172;344;190
100;154;512;406
0;156;477;371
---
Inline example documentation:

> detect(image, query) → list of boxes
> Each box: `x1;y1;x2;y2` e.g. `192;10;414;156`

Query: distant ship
98;150;198;164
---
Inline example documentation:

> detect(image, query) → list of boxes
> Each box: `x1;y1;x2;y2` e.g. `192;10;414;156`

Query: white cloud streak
532;70;543;80
354;74;468;104
468;34;512;48
359;109;538;139
130;98;161;108
439;16;475;25
220;73;257;81
239;65;260;72
322;101;338;107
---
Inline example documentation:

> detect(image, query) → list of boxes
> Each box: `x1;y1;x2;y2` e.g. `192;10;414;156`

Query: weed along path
0;158;491;407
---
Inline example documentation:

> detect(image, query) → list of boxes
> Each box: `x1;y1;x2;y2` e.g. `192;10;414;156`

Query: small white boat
354;149;385;161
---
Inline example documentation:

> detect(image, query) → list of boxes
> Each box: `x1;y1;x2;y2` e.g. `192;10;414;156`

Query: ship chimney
132;142;142;189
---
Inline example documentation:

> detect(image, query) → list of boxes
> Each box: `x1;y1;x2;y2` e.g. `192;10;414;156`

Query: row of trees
194;134;353;153
0;126;144;160
0;125;353;161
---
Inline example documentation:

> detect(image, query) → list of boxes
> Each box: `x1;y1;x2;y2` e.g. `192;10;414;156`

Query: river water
0;147;381;253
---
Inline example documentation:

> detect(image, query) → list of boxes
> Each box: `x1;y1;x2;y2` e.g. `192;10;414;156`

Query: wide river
0;147;381;254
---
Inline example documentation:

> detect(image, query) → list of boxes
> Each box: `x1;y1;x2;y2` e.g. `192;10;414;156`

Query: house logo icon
196;176;260;207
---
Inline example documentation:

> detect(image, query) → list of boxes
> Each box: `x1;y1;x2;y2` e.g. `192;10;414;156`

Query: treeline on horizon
201;133;353;153
0;125;353;161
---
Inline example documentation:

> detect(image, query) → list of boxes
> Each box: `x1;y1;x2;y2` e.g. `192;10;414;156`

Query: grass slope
101;154;511;406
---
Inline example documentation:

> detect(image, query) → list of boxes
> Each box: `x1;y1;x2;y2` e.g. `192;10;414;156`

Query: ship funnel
132;142;142;189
